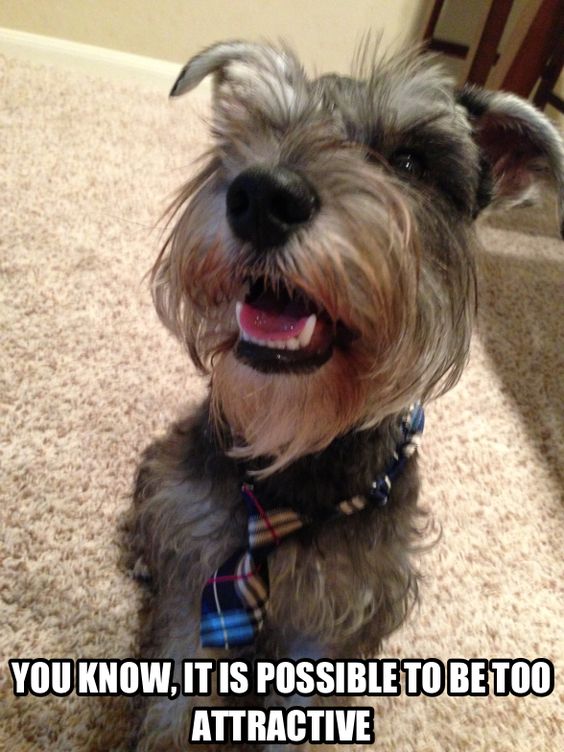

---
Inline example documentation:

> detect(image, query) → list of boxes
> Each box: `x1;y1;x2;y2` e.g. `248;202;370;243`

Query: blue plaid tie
201;483;305;648
200;403;424;648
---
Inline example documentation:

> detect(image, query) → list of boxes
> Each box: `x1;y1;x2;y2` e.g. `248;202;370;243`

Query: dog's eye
389;150;424;178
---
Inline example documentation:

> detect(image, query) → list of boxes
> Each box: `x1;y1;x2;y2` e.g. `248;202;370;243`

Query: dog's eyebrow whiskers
362;145;388;167
317;137;356;153
404;111;451;132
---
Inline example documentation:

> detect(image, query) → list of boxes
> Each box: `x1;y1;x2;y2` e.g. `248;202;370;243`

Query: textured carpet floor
1;56;563;752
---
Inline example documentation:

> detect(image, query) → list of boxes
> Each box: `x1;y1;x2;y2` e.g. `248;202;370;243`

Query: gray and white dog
130;41;563;750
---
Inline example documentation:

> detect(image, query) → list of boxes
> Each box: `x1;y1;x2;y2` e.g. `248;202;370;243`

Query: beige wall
0;0;432;73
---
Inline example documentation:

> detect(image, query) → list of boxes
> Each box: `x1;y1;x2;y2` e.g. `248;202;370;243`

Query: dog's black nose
226;166;319;248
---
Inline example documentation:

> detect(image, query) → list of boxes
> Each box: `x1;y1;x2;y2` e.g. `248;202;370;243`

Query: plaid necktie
200;403;424;648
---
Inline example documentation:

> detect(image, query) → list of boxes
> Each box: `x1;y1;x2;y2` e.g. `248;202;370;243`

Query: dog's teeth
236;305;317;351
298;314;317;347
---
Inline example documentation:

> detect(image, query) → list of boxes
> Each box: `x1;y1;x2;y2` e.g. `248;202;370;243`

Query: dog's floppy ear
458;85;564;236
170;40;295;97
171;41;255;96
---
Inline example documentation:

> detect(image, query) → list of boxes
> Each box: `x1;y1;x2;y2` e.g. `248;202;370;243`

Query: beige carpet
1;55;562;752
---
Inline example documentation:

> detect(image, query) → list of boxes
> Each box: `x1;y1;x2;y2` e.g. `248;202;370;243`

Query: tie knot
242;483;306;552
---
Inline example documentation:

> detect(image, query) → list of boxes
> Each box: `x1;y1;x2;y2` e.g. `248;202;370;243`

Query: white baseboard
0;27;192;94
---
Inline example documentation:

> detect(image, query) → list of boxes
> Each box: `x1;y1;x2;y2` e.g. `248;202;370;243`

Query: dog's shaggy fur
129;42;563;751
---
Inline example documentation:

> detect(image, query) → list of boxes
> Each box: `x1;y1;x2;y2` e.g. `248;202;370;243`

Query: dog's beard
211;348;368;476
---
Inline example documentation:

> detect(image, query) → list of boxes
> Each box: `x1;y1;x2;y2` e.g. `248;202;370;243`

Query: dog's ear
169;40;306;126
170;41;256;96
169;40;297;97
457;85;564;236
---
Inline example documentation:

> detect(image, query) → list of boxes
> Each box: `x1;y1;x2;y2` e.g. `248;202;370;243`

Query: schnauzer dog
131;41;563;750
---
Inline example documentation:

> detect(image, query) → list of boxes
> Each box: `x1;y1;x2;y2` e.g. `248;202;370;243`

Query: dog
130;41;564;751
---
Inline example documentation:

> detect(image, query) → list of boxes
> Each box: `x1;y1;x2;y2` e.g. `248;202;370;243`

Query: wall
0;0;431;74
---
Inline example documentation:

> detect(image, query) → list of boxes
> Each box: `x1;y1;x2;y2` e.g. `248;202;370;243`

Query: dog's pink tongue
239;301;309;341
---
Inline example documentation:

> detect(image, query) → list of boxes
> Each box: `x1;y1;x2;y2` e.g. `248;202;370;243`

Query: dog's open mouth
234;279;342;373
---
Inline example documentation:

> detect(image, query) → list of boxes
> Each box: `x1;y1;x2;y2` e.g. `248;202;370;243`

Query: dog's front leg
259;636;348;752
131;417;259;750
136;581;262;752
135;591;210;751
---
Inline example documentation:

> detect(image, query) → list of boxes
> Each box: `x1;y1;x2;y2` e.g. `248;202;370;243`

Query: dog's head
153;41;563;473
